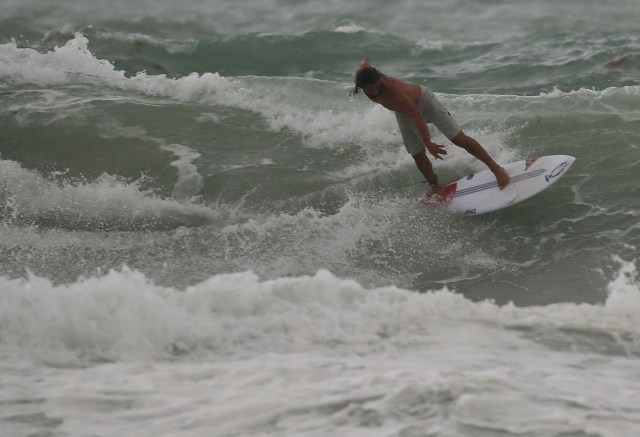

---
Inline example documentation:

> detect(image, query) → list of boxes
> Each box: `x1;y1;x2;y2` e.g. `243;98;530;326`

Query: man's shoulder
383;77;419;97
383;76;417;91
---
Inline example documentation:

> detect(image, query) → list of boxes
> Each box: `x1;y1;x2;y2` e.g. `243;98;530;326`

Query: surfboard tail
422;182;457;205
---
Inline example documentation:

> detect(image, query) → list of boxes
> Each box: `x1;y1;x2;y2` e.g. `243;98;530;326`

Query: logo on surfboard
545;161;569;182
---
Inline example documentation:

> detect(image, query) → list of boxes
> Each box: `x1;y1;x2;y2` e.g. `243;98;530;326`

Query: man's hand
359;58;371;69
426;141;447;160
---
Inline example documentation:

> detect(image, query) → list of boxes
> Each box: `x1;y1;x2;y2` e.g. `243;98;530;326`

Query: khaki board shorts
395;86;461;155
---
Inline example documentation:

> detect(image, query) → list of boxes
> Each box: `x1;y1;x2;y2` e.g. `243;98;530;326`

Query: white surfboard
425;155;575;215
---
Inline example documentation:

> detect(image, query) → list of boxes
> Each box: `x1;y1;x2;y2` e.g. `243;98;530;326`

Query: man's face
363;80;380;98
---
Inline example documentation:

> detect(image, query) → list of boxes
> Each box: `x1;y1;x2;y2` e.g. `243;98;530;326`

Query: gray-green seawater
1;1;640;436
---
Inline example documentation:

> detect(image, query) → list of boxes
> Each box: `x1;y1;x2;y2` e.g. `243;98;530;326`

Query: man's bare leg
412;151;443;195
451;132;510;189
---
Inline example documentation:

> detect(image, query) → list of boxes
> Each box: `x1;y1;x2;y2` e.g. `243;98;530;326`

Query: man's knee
451;131;465;143
411;150;427;161
451;131;474;149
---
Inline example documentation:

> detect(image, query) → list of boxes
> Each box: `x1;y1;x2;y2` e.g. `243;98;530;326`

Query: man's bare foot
493;166;510;189
431;184;445;197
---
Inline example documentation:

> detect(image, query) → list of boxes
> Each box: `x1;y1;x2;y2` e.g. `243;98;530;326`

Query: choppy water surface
2;1;640;435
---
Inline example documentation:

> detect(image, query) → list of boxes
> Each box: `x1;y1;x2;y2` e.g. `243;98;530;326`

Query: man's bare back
364;76;422;110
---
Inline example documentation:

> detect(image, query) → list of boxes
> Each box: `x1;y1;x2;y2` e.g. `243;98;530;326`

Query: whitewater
1;259;639;436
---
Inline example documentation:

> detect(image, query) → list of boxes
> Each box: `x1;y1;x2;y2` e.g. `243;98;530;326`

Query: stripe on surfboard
452;169;546;198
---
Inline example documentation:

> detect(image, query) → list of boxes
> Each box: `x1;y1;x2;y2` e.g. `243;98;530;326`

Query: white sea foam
334;23;367;34
414;38;495;52
93;30;199;54
1;255;638;362
160;144;204;200
0;158;214;230
97;119;205;200
1;256;640;436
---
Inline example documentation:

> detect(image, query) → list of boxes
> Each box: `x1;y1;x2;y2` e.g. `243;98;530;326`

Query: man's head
352;67;384;97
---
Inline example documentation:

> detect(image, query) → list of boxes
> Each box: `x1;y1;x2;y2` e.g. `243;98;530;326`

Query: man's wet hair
352;67;384;95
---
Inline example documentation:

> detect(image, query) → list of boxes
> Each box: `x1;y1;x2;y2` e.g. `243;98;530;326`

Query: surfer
353;58;510;192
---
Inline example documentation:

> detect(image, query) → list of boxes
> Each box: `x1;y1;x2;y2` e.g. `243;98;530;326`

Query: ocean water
1;1;640;436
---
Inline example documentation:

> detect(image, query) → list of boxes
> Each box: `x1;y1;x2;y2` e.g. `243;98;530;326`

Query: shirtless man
353;58;509;192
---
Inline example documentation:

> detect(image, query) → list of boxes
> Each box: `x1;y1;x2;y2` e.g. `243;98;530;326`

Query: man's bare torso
365;76;422;111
